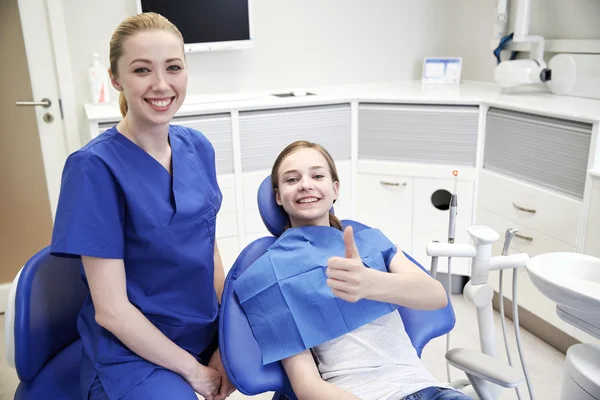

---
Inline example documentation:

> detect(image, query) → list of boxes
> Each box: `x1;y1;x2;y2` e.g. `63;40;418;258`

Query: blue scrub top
50;125;222;400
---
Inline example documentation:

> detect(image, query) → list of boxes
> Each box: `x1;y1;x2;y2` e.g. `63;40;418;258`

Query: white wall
60;0;451;141
441;0;600;82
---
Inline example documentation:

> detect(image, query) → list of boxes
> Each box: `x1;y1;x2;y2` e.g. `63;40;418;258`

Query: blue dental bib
233;225;398;365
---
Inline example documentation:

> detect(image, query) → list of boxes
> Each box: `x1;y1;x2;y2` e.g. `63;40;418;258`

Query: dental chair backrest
219;176;456;397
10;247;88;381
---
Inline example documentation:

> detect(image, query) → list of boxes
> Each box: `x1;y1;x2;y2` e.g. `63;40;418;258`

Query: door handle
16;98;52;108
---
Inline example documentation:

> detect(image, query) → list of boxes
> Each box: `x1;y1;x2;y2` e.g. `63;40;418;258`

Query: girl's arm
364;250;448;310
281;350;360;400
327;226;448;310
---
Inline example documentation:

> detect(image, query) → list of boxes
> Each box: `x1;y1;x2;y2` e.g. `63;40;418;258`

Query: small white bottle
88;53;110;104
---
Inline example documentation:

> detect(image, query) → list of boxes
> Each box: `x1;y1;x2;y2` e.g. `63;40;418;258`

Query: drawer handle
514;233;534;242
380;181;407;187
512;202;536;214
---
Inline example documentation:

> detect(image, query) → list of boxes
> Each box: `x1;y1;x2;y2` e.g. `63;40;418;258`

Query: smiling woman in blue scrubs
50;13;235;400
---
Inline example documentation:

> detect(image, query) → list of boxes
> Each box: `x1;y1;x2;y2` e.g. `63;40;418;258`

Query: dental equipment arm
426;226;530;400
365;252;448;310
445;348;524;389
498;230;524;399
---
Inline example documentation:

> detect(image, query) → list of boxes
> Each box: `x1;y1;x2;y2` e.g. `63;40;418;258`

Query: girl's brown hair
271;140;343;231
109;13;185;117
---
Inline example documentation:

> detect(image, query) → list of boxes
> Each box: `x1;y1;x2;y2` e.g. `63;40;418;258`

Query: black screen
140;0;250;44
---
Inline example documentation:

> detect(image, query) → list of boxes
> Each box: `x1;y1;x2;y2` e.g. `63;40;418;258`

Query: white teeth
149;99;172;107
298;197;318;203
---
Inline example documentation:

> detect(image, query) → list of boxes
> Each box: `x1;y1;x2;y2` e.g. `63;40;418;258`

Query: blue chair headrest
257;175;335;237
257;176;288;238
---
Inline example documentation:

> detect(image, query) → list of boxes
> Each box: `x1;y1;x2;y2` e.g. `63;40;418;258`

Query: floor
1;294;566;400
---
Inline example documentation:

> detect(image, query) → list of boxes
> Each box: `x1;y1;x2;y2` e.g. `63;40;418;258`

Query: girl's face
275;148;339;228
111;30;187;128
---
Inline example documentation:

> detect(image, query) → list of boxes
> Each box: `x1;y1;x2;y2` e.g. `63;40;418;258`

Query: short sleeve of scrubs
51;151;125;259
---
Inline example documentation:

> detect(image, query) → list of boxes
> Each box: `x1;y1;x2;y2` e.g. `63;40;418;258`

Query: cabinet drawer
478;170;581;246
239;104;351;172
477;208;575;332
476;207;576;257
358;104;479;166
483;108;591;199
355;174;413;251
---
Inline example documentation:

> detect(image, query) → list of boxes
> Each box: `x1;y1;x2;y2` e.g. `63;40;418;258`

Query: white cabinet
477;208;575;334
242;170;272;245
355;173;413;252
358;104;479;167
215;174;239;274
475;169;581;336
412;177;474;275
478;170;581;247
584;175;600;258
239;104;351;172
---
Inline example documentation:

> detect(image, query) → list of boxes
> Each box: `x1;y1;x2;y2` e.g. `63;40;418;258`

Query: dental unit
428;170;600;400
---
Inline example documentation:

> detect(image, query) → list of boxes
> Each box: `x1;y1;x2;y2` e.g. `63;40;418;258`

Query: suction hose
499;228;535;400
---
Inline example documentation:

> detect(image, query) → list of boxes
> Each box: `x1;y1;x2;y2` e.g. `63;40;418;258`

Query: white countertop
85;80;600;124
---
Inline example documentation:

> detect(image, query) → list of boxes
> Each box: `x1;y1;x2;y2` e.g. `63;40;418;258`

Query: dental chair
219;176;457;399
5;247;88;399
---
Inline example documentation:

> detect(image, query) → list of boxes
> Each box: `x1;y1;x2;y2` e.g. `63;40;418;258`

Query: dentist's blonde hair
109;12;185;117
271;140;343;231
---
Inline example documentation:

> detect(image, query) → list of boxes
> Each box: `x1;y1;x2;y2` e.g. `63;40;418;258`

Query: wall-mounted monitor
136;0;253;52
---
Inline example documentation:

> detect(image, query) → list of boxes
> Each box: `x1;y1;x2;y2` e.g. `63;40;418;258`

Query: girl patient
264;140;472;400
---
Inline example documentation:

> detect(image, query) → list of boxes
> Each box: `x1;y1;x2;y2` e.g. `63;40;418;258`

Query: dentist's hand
326;226;374;302
184;362;221;400
207;348;236;400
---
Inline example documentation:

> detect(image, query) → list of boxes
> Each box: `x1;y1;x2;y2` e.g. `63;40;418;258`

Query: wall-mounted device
136;0;253;53
494;54;600;100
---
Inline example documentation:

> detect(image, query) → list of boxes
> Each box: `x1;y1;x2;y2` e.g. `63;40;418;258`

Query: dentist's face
275;148;339;228
111;30;187;127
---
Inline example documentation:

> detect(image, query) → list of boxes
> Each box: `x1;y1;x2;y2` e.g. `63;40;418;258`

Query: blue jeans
403;386;473;400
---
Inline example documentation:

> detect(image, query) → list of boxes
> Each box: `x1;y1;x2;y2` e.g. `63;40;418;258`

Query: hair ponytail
329;212;343;231
119;91;128;117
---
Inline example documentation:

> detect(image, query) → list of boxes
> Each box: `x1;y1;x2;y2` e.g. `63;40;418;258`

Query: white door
0;0;69;311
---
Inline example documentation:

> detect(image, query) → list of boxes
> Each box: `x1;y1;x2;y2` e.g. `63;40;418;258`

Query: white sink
526;252;600;335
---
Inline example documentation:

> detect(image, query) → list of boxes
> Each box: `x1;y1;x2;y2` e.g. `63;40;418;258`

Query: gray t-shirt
312;310;445;400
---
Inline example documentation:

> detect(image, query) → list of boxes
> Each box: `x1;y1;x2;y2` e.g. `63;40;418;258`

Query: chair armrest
445;348;524;388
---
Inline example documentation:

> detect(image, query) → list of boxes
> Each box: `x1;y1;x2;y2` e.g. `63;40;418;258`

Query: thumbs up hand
326;226;375;303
